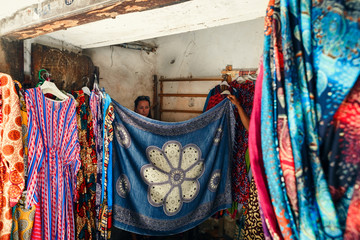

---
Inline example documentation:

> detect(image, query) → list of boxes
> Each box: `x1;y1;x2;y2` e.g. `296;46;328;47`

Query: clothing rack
158;77;221;119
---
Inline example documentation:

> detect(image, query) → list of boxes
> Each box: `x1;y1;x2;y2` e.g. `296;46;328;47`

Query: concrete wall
83;18;264;121
0;38;24;82
84;46;156;111
155;18;264;121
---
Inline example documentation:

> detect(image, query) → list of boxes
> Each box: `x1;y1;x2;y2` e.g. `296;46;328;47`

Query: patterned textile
13;81;28;178
260;0;359;239
25;87;81;240
90;86;104;239
204;80;254;204
11;193;35;240
73;90;97;240
248;60;282;239
321;78;360;239
112;98;235;235
242;179;264;240
0;73;25;240
99;97;114;240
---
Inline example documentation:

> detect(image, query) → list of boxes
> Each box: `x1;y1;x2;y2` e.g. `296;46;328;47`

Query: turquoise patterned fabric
260;0;359;239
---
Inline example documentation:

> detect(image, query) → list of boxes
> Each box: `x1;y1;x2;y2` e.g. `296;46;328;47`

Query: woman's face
135;100;150;117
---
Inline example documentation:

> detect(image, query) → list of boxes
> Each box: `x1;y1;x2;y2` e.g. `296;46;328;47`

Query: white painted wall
155;18;264;121
84;46;156;111
83;18;264;122
156;18;264;78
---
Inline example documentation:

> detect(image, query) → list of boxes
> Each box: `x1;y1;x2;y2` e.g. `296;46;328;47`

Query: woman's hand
227;94;241;108
227;94;249;131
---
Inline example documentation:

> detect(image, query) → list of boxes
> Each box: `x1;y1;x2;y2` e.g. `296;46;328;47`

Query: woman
134;95;151;118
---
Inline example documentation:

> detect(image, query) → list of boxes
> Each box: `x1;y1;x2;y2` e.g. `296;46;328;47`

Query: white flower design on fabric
115;123;131;148
213;127;223;145
141;141;205;216
208;170;221;192
116;174;131;198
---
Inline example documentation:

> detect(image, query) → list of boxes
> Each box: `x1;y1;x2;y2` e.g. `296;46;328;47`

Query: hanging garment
90;86;104;239
260;0;360;239
249;60;282;239
73;90;97;240
14;81;28;178
98;95;114;240
11;192;35;240
0;73;25;240
241;179;264;240
204;80;254;204
112;98;235;235
321;77;360;239
25;87;81;240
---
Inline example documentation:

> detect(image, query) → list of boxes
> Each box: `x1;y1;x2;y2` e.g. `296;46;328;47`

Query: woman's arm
227;94;249;131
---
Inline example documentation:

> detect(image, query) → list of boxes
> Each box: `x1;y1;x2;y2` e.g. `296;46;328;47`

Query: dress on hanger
25;87;81;240
0;73;25;240
72;90;97;240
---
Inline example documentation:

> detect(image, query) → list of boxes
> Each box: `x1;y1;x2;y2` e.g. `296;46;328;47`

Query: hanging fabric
204;80;254;204
72;90;98;240
11;192;35;240
259;0;360;239
25;87;81;240
90;84;104;239
0;73;25;240
98;93;114;240
249;59;282;239
112;98;235;235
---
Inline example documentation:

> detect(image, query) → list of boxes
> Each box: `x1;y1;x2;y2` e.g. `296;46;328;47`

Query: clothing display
0;0;358;238
204;80;254;204
90;85;104;238
112;98;235;235
0;73;25;240
257;0;360;239
25;87;81;240
73;90;97;240
99;95;114;240
11;193;35;240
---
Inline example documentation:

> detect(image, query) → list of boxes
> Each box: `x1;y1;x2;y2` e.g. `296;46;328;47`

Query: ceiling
1;0;268;49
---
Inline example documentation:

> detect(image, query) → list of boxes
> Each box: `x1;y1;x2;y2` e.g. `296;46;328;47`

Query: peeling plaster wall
84;46;156;111
155;18;264;121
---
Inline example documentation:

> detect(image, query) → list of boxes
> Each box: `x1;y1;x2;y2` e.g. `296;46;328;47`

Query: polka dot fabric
0;73;25;240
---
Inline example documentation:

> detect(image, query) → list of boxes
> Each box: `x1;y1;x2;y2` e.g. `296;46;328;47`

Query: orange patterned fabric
0;73;25;240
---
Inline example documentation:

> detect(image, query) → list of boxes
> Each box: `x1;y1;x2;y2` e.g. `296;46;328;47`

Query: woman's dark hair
134;95;152;118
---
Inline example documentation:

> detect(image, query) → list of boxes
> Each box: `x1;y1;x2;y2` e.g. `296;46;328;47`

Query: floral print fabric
73;90;97;240
0;73;25;240
259;0;360;239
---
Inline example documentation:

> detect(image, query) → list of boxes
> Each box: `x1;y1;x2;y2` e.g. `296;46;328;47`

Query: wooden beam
0;0;187;40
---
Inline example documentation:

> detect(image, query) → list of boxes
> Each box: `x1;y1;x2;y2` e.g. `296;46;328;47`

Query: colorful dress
25;87;81;240
73;90;97;240
90;87;103;240
0;73;25;240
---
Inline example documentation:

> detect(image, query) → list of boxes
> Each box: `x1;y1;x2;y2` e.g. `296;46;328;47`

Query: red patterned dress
0;73;25;240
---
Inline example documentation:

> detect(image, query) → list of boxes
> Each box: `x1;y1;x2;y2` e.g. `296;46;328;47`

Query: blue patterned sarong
112;98;235;235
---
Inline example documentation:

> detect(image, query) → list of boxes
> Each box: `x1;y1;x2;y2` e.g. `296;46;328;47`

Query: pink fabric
248;60;283;239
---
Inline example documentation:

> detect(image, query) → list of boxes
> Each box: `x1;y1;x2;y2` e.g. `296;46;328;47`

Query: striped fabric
25;87;81;240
